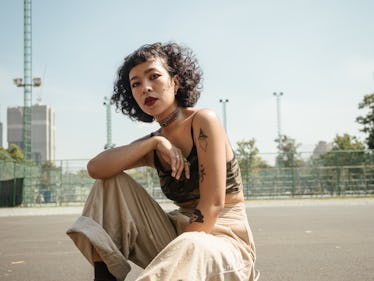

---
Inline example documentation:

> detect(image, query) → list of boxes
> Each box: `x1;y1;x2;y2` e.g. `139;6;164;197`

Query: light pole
12;0;41;161
11;0;39;206
273;92;283;153
103;96;115;149
13;77;41;160
219;99;229;132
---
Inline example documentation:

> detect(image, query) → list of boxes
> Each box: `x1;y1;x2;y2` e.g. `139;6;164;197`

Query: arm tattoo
199;164;206;183
190;208;205;223
198;128;208;152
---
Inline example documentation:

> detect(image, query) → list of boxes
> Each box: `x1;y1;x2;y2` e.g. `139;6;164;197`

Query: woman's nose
142;82;152;94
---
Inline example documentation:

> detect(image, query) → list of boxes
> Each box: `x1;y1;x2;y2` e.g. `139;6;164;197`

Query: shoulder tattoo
190;208;205;223
198;128;208;152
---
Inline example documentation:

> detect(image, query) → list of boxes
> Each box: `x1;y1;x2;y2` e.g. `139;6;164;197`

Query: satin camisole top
152;128;243;204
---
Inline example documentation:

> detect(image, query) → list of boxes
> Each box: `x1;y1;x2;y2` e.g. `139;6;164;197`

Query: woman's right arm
87;134;188;180
87;135;160;179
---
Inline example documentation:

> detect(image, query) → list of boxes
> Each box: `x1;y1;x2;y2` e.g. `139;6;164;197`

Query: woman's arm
87;135;158;179
87;133;189;180
183;109;227;233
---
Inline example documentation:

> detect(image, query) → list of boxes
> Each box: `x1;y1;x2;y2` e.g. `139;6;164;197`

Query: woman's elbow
87;159;100;179
217;203;225;214
212;200;225;216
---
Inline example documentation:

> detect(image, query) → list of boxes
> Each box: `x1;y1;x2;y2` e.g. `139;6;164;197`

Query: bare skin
89;58;244;260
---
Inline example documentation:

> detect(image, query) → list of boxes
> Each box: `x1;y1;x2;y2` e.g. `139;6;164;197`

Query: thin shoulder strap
190;110;201;144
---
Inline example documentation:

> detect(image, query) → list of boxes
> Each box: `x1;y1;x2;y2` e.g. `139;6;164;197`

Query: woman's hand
155;136;190;180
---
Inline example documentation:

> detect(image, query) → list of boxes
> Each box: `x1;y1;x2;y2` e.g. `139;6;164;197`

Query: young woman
67;42;258;281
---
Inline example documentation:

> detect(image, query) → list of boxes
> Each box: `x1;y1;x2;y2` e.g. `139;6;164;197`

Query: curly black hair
112;42;203;122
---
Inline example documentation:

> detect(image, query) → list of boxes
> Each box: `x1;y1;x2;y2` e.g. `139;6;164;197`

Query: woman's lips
144;97;158;106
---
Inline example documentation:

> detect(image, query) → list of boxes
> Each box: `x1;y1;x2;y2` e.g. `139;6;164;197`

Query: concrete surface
0;198;373;281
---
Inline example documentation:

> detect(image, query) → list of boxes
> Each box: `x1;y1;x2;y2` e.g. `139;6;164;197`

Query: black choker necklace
158;108;180;127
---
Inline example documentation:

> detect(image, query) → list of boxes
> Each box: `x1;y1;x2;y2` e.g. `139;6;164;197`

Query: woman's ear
172;75;179;94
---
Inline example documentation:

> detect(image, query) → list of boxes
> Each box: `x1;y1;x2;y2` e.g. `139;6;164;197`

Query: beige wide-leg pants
66;173;257;281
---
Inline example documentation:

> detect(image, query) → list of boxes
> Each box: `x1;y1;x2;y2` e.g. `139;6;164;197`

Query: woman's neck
157;107;181;128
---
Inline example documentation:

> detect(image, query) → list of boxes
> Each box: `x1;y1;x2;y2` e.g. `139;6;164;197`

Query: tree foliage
319;133;366;166
0;144;24;162
356;93;374;149
332;133;365;151
275;135;304;167
41;161;57;169
235;138;269;176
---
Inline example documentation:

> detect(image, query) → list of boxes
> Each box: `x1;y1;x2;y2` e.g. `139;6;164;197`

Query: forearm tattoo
190;208;205;223
198;128;208;152
199;164;206;183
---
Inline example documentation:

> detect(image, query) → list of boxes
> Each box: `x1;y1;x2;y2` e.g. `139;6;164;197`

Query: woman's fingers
157;139;189;180
170;149;181;178
171;150;190;180
173;151;183;179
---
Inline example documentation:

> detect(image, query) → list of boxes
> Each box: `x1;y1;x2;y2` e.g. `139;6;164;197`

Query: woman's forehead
129;57;167;78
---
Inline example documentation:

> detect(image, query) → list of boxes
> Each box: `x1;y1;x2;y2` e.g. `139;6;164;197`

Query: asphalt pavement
0;198;373;281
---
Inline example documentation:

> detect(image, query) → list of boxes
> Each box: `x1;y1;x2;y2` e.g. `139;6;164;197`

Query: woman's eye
150;73;160;80
131;82;140;88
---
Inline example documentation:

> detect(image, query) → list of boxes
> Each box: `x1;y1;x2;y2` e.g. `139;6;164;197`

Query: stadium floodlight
13;77;42;87
13;78;23;87
33;77;42;87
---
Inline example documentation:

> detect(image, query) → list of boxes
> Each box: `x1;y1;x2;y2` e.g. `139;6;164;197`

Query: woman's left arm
183;109;227;233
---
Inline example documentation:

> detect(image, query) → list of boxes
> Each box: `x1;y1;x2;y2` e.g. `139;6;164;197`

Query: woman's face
129;57;178;119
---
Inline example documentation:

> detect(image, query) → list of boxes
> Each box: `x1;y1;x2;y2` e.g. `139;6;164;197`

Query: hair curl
112;42;203;122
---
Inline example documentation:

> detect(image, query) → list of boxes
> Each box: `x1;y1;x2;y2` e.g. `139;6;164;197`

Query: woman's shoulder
190;108;221;126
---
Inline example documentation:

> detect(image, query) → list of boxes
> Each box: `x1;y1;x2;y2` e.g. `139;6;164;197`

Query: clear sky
1;0;374;162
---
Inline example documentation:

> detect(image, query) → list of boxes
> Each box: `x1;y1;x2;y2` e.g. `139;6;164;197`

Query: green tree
41;161;57;169
0;147;13;161
334;133;364;166
8;144;24;161
319;133;366;166
235;139;269;197
356;93;374;149
235;138;269;176
332;133;365;150
275;135;304;167
0;144;24;162
318;133;368;195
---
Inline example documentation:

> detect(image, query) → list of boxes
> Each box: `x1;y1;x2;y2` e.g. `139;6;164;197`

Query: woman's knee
101;172;131;183
99;172;139;190
173;232;215;253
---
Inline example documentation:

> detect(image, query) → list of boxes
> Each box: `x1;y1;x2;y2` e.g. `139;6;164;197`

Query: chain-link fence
239;150;374;198
0;159;93;207
1;150;374;207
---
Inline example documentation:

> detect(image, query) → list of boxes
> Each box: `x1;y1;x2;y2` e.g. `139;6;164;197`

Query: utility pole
12;0;41;160
273;92;283;153
219;99;229;133
12;0;41;206
103;97;115;149
13;0;42;159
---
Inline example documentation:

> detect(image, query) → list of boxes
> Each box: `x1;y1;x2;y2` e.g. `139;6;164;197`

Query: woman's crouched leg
66;172;177;281
136;231;254;281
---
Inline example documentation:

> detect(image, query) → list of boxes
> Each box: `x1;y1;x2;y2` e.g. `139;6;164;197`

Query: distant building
7;104;56;163
311;141;333;160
